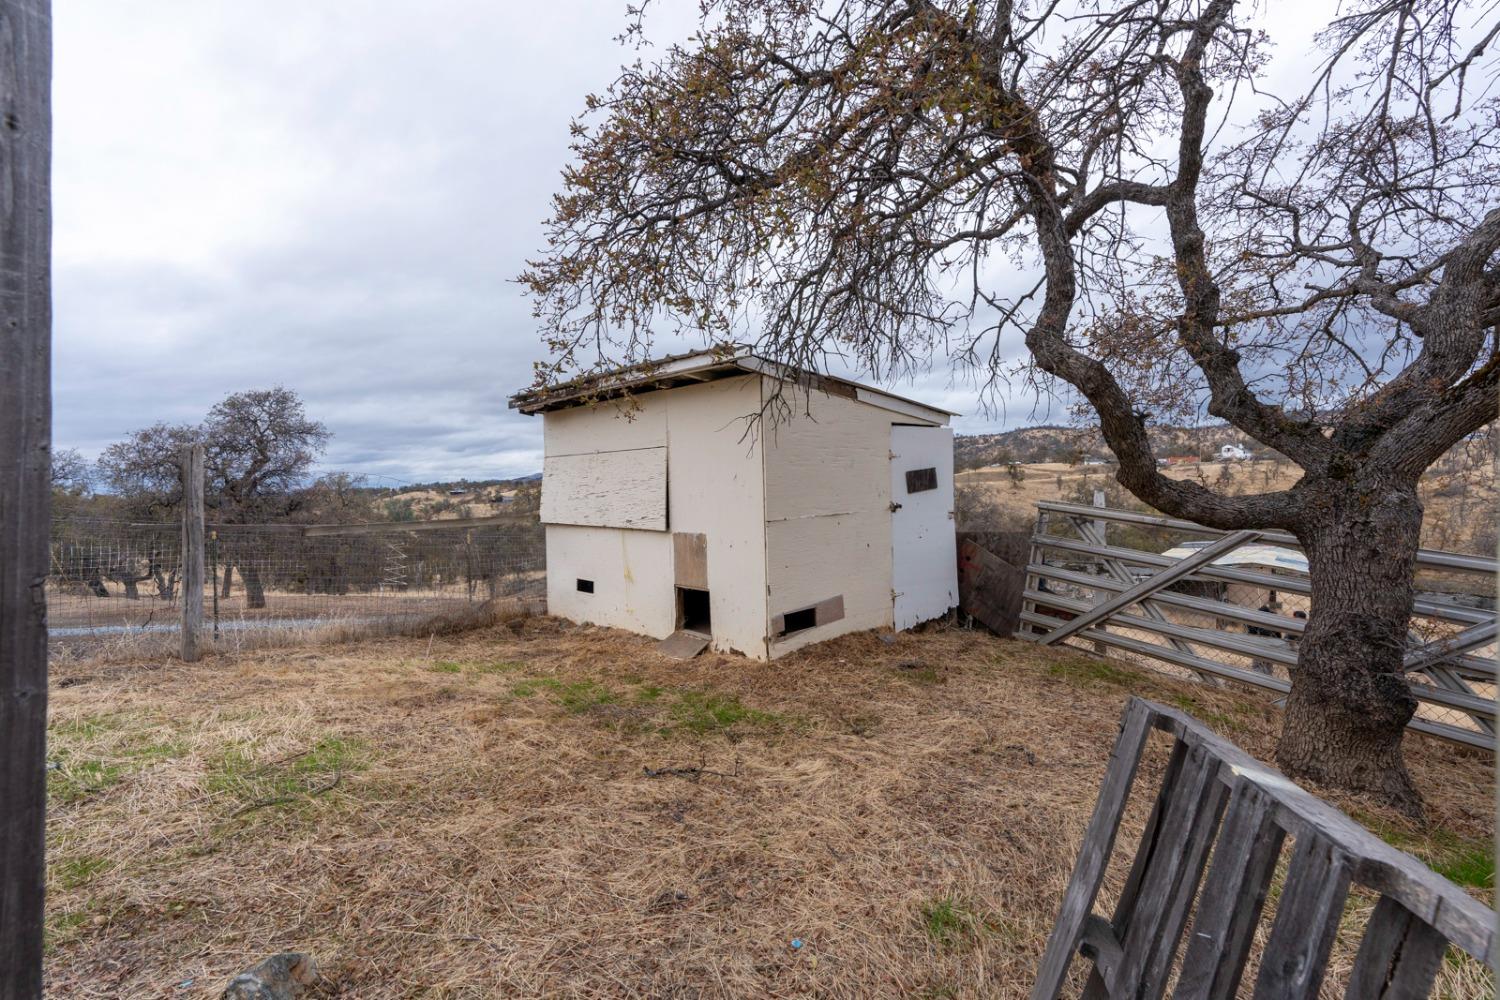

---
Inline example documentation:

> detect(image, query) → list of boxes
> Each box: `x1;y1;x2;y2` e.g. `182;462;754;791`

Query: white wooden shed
509;350;959;660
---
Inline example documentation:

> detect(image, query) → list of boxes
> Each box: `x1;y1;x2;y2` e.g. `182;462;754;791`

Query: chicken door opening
677;588;712;636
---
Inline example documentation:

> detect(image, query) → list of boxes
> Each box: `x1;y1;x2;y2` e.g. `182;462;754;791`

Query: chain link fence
48;514;545;661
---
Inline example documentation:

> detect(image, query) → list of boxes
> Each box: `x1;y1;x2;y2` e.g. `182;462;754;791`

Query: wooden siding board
673;532;709;590
661;377;769;658
541;447;668;531
765;510;891;655
762;384;891;522
544;525;675;638
543;397;667;457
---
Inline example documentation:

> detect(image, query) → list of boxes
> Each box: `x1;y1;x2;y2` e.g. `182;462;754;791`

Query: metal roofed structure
508;347;959;425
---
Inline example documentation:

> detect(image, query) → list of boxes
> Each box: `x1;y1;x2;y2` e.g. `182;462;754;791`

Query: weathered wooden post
180;444;205;661
0;0;52;995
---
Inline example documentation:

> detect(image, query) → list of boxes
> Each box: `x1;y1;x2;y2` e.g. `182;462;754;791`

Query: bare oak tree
523;0;1499;814
97;387;329;609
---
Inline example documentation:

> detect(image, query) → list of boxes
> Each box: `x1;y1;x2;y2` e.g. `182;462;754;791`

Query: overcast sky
53;2;1326;484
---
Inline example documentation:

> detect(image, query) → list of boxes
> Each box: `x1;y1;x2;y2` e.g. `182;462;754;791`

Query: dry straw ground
44;613;1494;998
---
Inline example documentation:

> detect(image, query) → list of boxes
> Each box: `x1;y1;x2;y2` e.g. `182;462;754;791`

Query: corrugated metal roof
508;348;959;421
1162;541;1309;574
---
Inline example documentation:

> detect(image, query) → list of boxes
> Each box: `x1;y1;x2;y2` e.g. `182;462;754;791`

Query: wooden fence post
0;0;52;994
180;444;205;661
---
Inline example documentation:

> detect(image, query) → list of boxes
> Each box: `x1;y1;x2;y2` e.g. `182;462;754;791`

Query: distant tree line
51;387;543;608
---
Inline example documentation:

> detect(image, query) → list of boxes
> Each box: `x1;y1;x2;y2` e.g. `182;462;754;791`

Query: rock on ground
222;953;318;999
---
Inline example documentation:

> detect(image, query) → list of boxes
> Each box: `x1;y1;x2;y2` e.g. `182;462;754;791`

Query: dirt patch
44;618;1493;998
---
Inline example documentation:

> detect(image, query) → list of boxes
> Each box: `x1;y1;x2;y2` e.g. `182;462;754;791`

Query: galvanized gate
1018;501;1496;750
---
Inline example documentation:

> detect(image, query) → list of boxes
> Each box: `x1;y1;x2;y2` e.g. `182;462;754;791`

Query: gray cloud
57;2;1319;483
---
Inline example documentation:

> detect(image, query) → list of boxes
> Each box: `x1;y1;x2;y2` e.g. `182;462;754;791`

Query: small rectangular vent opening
576;578;595;594
779;607;817;635
905;467;938;493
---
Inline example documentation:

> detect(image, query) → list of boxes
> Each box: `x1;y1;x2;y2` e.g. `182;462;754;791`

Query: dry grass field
960;457;1498;554
44;614;1493;998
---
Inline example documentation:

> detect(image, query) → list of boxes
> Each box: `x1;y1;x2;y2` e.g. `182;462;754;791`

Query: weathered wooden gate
1033;698;1495;999
1019;500;1496;750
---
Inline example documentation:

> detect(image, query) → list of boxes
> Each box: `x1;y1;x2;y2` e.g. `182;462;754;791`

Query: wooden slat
1079;740;1190;1000
1079;914;1124;987
1030;699;1156;1000
1173;781;1286;1000
672;532;708;590
1032;698;1496;1000
1344;896;1449;1000
1110;741;1228;1000
1252;834;1352;999
1144;702;1492;961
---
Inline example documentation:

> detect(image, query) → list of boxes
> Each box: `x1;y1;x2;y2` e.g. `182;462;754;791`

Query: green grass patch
207;736;367;816
49;761;125;804
44;909;89;953
1046;657;1134;687
471;660;525;675
634;684;665;703
554;679;619;714
668;690;781;736
1357;816;1494;892
919;898;976;949
510;676;563;699
1427;840;1494;890
48;713;190;804
53;854;113;891
429;661;464;674
1167;694;1243;732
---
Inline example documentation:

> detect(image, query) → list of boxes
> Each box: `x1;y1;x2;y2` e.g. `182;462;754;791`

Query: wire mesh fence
48;514;546;661
1019;500;1497;750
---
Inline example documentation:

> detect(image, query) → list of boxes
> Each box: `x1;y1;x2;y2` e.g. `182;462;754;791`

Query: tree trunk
220;563;233;598
241;564;266;609
1279;481;1424;818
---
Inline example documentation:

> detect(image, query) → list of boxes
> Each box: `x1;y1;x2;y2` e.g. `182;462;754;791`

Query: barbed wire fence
49;467;546;663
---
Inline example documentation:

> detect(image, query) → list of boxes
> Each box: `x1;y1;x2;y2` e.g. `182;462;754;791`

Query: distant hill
953;424;1264;470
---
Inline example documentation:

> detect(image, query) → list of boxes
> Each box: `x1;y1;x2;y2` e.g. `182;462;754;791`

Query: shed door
890;425;957;630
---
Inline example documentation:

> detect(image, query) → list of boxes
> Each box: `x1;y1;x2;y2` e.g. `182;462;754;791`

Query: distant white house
509;350;959;660
1218;443;1251;461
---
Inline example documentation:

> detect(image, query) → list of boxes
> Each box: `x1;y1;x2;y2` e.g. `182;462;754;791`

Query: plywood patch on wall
673;532;709;590
541;447;668;531
771;594;845;636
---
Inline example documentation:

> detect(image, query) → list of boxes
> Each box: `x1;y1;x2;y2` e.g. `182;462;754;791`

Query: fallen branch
231;771;343;817
642;756;741;782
